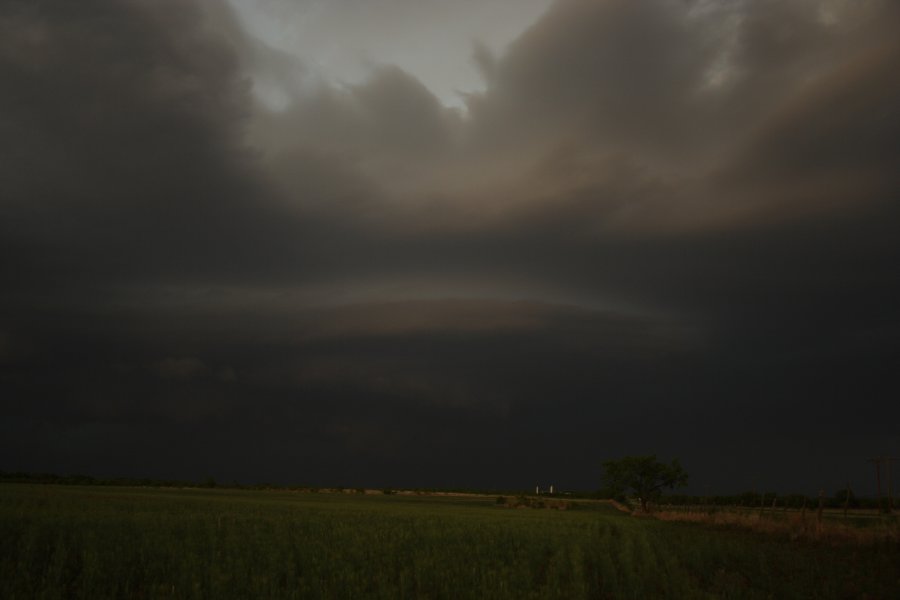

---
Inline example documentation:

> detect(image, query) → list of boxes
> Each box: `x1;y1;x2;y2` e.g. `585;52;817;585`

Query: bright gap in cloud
225;0;554;111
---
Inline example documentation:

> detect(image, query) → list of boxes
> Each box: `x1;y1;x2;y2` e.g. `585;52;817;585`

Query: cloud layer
2;0;899;492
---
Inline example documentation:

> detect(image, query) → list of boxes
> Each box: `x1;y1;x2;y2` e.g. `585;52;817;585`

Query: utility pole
867;457;897;513
872;458;882;511
889;458;895;512
817;490;824;526
844;483;851;518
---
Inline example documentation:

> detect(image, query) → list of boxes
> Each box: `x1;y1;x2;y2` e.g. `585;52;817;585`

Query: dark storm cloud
467;0;717;157
2;0;899;493
249;0;900;239
457;0;900;233
1;294;700;486
0;0;304;290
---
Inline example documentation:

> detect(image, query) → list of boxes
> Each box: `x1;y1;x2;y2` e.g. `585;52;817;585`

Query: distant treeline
0;471;562;497
1;472;885;509
0;471;205;489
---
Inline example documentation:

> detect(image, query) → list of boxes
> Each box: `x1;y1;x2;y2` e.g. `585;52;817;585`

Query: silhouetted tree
602;455;688;512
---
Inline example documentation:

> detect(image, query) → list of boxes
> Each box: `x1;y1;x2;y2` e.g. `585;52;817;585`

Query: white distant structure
550;485;554;495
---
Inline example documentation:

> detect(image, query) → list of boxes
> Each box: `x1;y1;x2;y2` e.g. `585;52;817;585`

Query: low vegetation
650;506;899;545
2;483;899;598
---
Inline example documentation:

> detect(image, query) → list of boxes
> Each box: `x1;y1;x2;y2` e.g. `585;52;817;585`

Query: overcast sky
2;0;899;494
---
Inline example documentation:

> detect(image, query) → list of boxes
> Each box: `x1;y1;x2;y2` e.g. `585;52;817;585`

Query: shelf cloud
2;0;899;492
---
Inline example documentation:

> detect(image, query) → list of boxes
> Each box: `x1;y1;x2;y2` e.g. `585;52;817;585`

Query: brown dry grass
650;508;899;545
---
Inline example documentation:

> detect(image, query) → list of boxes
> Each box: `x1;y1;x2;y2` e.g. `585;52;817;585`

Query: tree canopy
602;455;688;512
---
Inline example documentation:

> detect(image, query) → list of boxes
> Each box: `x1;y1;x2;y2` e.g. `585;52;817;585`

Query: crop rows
1;484;898;598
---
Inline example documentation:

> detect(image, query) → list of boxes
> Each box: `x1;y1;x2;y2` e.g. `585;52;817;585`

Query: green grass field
2;484;898;599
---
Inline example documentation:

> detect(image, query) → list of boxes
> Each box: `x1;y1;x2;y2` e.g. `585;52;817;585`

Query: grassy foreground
2;484;898;599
